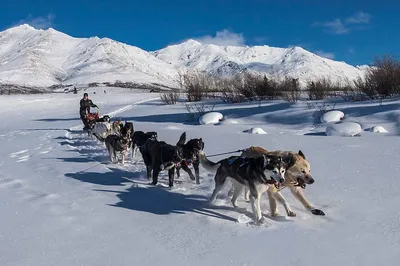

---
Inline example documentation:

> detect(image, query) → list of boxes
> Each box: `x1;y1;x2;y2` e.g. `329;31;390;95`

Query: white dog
88;115;112;138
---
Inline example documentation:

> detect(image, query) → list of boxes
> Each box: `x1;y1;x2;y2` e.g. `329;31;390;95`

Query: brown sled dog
229;146;325;216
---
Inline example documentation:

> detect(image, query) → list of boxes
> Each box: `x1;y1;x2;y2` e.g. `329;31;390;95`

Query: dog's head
119;134;131;150
257;155;286;184
103;115;110;123
186;138;205;151
120;126;132;140
145;131;158;140
112;120;122;130
287;150;314;185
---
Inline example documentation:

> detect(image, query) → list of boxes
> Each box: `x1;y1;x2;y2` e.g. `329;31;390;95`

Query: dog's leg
273;191;296;217
244;187;250;202
194;161;200;184
289;186;325;216
175;166;181;179
249;185;262;222
181;163;195;181
151;166;161;185
230;180;244;208
168;168;175;187
107;145;114;163
113;149;118;164
209;170;227;203
267;188;279;216
122;151;125;165
146;166;152;180
132;145;136;162
228;183;235;197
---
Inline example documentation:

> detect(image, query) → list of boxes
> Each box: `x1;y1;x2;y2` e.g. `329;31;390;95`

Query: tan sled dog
230;146;325;216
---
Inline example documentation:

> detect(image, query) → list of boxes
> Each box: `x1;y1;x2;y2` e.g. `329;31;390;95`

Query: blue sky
1;0;399;65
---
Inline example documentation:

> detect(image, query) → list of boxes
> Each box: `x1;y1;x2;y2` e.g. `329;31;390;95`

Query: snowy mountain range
0;24;366;88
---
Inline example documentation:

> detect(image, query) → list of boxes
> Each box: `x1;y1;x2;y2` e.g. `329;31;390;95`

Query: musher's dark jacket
79;99;96;117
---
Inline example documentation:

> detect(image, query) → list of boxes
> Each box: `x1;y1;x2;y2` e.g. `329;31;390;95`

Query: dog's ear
283;154;296;168
257;155;270;168
298;150;306;159
177;132;186;145
200;139;205;150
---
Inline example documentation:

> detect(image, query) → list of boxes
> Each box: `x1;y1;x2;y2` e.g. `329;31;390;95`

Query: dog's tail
92;133;105;142
198;150;221;172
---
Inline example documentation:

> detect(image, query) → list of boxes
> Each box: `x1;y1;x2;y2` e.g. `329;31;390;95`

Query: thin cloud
253;36;268;45
320;19;349;34
314;11;371;35
314;50;335;59
346;11;371;24
15;14;55;29
348;47;355;54
195;29;245;46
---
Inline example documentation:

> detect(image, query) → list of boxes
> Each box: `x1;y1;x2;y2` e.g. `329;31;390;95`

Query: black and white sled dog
139;134;183;187
88;115;111;138
175;132;204;184
199;152;292;223
131;131;158;160
93;133;131;165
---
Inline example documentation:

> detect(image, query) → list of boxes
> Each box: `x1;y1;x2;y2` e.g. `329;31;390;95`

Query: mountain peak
7;24;36;32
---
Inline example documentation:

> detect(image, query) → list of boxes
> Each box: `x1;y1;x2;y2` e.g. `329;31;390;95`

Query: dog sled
86;107;100;129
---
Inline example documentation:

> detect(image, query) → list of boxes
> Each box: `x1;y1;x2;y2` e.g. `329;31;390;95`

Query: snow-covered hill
0;25;178;87
153;39;365;85
0;25;366;88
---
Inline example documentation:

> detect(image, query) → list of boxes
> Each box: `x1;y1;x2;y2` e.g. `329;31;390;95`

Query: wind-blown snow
1;88;400;265
0;25;366;88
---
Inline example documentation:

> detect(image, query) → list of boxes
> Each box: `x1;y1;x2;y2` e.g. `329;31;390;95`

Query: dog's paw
271;211;280;217
287;211;297;217
311;208;325;216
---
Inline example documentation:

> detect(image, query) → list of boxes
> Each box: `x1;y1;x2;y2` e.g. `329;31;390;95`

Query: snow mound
244;127;267;134
320;110;344;123
199;112;223;125
369;126;389;133
326;122;362;137
218;118;239;125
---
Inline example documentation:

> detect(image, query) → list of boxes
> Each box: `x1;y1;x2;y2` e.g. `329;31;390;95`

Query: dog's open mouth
267;178;281;189
295;178;306;189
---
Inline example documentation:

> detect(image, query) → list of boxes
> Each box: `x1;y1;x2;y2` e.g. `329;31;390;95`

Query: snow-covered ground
1;89;400;266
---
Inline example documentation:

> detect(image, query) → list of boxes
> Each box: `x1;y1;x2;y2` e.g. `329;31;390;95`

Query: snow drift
199;112;223;125
321;110;345;123
326;122;363;137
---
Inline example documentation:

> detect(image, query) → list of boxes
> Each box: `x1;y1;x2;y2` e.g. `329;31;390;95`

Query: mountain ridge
0;24;366;88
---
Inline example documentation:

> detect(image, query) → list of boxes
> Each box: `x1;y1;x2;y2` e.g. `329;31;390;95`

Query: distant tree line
160;55;400;104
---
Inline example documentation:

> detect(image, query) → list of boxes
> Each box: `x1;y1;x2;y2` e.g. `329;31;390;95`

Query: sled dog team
90;118;325;223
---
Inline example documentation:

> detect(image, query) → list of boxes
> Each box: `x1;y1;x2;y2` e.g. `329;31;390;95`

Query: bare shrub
281;78;301;103
305;101;337;126
306;77;336;100
160;92;180;105
355;55;400;98
183;70;213;102
185;103;215;122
